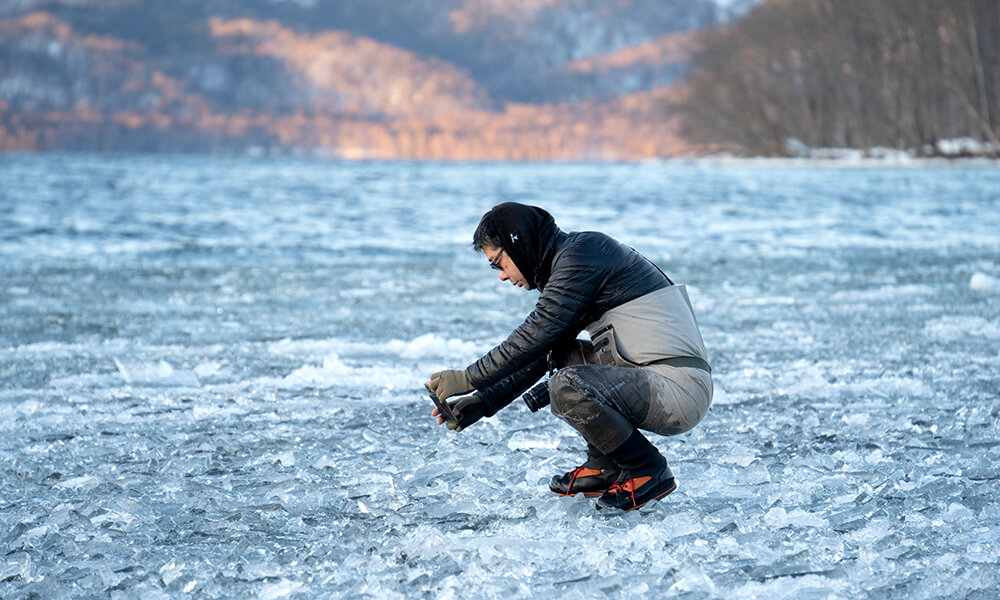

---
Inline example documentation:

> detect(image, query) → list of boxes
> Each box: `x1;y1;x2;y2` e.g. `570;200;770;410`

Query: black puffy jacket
467;230;671;414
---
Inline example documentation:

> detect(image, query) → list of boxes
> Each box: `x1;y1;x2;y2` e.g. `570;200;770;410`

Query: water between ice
1;155;999;598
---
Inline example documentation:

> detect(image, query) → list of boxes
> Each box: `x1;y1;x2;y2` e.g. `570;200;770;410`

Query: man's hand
431;394;488;432
428;369;473;402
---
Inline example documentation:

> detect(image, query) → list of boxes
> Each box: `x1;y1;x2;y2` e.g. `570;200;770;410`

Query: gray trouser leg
549;364;712;456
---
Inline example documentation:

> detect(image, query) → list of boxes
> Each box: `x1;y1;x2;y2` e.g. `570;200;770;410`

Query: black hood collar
488;202;562;290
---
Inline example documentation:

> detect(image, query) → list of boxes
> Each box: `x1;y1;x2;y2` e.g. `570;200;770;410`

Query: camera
522;380;550;412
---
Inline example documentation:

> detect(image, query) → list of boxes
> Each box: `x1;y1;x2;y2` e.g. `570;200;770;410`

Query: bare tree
679;0;1000;156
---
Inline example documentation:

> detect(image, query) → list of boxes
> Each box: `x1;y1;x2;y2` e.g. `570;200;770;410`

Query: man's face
485;245;531;289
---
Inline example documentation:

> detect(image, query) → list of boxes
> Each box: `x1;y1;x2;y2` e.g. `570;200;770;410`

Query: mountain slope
0;0;732;158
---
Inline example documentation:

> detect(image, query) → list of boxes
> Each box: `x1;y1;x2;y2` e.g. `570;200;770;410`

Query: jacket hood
488;202;562;290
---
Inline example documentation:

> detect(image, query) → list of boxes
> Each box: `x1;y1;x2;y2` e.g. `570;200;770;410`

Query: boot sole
597;479;678;512
551;489;606;498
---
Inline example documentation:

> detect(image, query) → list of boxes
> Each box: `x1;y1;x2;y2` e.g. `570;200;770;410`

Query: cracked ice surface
2;156;999;599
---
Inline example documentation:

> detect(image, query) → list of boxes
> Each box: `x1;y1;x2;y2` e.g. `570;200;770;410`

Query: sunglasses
489;248;505;271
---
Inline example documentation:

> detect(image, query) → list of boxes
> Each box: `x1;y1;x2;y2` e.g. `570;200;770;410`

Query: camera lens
522;380;550;412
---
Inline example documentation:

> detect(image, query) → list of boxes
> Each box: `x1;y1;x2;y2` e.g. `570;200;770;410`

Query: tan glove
428;369;473;402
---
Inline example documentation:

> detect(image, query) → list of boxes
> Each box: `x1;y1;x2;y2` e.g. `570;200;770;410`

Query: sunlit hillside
0;0;736;159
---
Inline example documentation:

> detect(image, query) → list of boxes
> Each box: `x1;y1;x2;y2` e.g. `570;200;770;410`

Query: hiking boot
595;467;677;511
549;462;621;497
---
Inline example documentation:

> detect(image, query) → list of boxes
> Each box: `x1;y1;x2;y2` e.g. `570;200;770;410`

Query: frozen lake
1;155;999;599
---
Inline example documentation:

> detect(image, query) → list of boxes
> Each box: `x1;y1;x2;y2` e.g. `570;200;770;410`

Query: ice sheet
2;156;999;599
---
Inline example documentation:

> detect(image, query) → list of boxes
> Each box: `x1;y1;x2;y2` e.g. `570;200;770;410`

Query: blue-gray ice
2;155;999;599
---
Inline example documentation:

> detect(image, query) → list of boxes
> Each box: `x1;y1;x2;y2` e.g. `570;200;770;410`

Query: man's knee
548;367;590;419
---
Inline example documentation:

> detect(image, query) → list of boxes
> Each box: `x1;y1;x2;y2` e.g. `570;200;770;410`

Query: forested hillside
0;0;737;158
1;0;995;158
679;0;1000;156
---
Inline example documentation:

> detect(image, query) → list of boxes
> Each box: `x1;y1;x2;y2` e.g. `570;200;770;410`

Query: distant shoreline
2;150;998;168
661;155;1000;168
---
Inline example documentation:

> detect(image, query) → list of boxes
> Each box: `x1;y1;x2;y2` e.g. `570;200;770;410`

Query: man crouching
427;202;712;512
